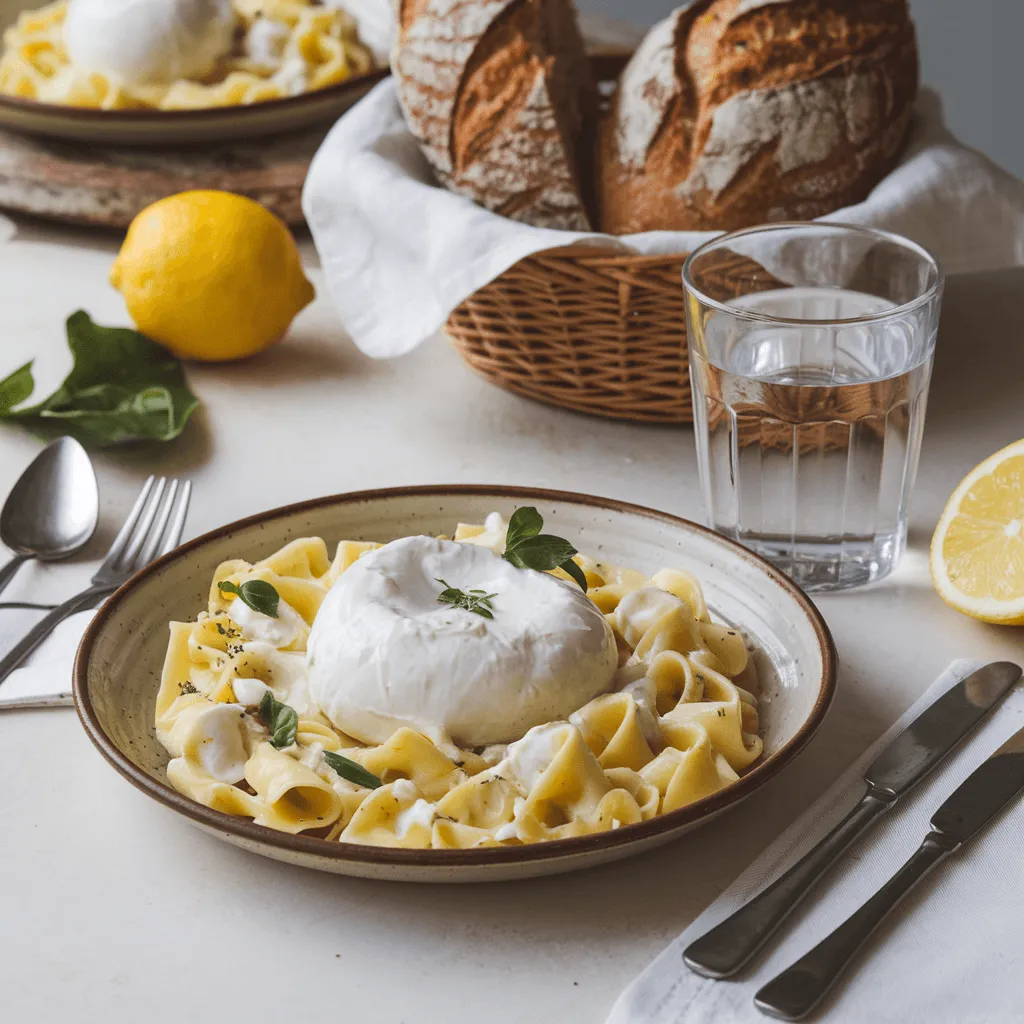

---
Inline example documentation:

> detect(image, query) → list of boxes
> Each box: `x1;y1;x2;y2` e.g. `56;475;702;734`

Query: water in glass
690;285;936;591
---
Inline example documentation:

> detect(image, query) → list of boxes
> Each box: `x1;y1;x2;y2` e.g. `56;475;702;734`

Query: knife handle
754;831;954;1021
684;788;894;979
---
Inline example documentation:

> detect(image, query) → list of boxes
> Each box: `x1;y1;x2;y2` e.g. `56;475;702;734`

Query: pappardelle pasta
155;512;762;849
0;0;373;111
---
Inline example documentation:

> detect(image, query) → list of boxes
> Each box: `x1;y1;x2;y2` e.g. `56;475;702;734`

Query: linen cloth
303;83;1024;360
0;608;94;708
607;659;1024;1024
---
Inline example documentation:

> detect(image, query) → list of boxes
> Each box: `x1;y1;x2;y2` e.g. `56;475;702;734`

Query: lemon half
111;190;315;362
930;438;1024;624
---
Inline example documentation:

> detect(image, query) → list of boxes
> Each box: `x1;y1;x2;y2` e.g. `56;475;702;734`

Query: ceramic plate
0;0;386;145
74;486;837;883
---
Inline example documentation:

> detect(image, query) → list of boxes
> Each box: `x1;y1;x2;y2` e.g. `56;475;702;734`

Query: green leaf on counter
502;506;588;591
219;579;280;619
259;690;298;750
0;362;34;414
323;750;382;790
0;311;200;446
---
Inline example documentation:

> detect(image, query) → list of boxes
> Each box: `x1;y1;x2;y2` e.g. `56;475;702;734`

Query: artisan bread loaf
599;0;919;234
392;0;597;231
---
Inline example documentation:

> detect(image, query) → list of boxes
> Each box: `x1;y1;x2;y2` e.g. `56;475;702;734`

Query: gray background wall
579;0;1024;178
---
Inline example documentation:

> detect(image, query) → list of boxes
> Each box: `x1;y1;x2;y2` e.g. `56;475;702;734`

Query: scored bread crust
393;0;597;230
599;0;919;234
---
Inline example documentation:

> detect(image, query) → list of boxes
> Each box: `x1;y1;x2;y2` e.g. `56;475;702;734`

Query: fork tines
99;476;192;580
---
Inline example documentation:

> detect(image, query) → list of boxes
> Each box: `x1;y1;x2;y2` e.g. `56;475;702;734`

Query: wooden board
0;123;325;228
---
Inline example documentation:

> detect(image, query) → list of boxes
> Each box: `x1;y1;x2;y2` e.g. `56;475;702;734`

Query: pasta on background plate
0;0;372;111
154;517;763;850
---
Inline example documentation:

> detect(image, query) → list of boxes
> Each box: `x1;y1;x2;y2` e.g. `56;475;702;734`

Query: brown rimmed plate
0;0;387;145
74;486;837;883
0;68;387;145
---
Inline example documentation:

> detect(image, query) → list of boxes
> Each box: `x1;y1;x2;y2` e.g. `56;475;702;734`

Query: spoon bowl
0;437;99;594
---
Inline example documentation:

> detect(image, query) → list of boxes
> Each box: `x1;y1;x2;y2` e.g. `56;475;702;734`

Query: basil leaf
259;690;298;749
435;578;496;619
505;534;578;572
504;506;543;550
502;508;587;590
0;362;35;415
0;311;199;446
219;579;280;618
559;557;589;592
323;750;382;789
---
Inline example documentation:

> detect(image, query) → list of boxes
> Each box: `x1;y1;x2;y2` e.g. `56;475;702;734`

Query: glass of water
683;222;943;592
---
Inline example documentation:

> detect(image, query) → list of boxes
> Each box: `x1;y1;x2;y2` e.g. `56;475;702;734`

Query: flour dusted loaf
600;0;919;234
392;0;597;230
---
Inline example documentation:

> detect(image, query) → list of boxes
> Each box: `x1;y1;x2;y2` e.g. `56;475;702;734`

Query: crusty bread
599;0;919;235
392;0;597;230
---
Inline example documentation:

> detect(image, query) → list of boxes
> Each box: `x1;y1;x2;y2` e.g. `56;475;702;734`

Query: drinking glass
683;222;943;592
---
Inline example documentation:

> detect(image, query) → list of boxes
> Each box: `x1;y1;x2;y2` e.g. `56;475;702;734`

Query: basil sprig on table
218;579;280;618
435;578;497;619
0;311;199;447
259;691;298;749
502;507;588;591
323;750;383;790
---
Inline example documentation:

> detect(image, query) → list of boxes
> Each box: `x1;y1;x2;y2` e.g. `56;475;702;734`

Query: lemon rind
929;437;1024;625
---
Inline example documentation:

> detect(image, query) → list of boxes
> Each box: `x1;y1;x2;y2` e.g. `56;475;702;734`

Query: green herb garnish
323;750;382;789
502;506;588;590
259;690;298;749
218;579;280;618
0;311;200;446
435;578;497;619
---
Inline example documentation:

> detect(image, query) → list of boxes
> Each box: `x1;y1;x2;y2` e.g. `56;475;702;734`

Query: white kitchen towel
303;81;1024;360
607;659;1024;1024
0;608;94;708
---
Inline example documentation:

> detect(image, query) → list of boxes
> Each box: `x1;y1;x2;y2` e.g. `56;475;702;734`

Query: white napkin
607;659;1024;1024
0;608;94;708
303;82;1024;360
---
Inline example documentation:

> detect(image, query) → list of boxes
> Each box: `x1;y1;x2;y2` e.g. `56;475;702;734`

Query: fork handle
0;552;31;597
0;584;113;686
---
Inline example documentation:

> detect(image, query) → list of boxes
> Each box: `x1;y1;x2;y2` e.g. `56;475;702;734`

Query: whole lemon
110;190;315;362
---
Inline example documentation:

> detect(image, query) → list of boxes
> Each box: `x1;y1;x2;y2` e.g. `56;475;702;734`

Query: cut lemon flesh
930;438;1024;624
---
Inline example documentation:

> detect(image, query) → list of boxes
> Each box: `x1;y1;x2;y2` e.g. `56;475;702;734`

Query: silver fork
0;475;191;687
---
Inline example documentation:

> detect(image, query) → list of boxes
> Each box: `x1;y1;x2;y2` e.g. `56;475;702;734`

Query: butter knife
683;661;1022;979
755;723;1024;1020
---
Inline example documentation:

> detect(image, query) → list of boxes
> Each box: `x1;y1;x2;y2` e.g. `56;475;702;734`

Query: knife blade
684;661;1021;979
863;662;1023;797
755;723;1024;1021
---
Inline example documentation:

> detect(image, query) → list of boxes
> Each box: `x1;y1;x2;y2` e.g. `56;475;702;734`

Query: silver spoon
0;437;99;596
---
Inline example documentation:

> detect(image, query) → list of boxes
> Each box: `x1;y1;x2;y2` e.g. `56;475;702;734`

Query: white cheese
64;0;234;86
189;703;250;784
228;596;305;649
306;536;617;747
231;676;271;707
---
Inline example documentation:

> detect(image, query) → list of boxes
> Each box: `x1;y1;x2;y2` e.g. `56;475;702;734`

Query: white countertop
1;219;1022;1023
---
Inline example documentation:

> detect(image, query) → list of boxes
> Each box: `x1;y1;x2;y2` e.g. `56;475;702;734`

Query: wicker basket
446;239;787;424
446;246;693;425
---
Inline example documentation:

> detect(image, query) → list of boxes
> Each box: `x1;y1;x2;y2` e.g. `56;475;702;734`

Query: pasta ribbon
640;724;740;813
345;728;467;802
246;742;343;833
660;670;762;772
570;693;655;771
340;781;435;848
156;525;764;847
